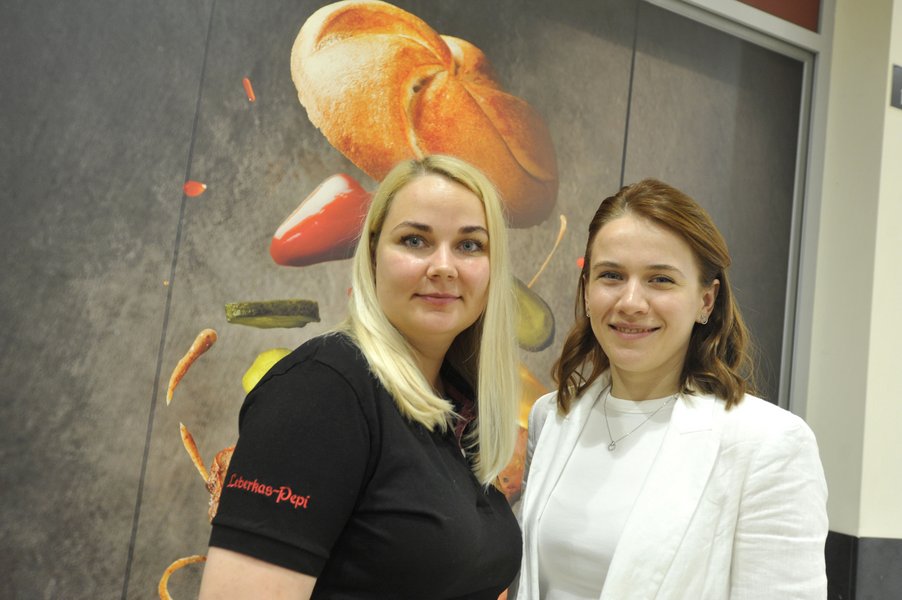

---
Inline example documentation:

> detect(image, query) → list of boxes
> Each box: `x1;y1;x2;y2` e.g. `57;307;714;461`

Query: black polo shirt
209;332;521;599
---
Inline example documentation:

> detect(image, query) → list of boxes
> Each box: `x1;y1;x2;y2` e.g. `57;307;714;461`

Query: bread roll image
291;0;558;227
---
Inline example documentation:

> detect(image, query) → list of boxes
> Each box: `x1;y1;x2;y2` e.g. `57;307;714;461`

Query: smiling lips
610;323;659;336
416;292;461;305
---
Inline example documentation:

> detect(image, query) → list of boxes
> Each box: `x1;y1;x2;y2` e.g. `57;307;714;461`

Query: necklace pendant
607;441;616;451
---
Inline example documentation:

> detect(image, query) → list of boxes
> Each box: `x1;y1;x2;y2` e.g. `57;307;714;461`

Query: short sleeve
209;357;373;576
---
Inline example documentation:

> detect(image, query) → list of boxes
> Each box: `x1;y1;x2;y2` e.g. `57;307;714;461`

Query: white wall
804;0;902;537
859;0;902;538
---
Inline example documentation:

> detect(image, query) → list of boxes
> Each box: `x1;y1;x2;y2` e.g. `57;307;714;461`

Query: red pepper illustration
270;173;372;267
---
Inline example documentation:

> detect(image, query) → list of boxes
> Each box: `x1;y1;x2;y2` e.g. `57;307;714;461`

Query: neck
409;343;449;393
610;368;681;401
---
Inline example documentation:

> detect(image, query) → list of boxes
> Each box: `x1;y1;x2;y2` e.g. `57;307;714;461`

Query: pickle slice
224;299;320;329
515;278;555;352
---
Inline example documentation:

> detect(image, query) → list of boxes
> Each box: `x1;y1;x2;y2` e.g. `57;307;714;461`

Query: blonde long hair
340;155;520;486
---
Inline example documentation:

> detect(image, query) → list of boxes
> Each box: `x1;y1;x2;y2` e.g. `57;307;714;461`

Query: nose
427;244;457;279
616;279;648;315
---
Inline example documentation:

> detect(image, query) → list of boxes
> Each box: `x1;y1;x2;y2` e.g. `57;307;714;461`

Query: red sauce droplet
183;180;207;197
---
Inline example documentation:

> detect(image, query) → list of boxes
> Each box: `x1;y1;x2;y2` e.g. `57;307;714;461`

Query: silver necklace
600;385;678;451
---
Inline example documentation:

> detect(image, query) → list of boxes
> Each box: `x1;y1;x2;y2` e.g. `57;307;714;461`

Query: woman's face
584;214;718;393
374;174;491;360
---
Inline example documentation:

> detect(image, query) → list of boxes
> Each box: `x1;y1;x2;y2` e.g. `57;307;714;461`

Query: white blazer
514;374;828;600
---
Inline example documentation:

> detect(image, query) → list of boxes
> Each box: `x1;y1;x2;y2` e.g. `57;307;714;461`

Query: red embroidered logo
226;473;311;509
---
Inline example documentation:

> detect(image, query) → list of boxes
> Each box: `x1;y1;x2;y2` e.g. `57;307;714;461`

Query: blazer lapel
528;376;609;525
601;393;722;600
521;376;609;598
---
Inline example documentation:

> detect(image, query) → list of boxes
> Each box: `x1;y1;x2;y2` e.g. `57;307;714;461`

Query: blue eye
650;275;675;285
459;239;485;253
598;271;621;280
401;235;425;248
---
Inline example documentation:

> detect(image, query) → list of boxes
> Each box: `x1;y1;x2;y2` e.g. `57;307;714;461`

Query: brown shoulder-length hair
553;178;757;413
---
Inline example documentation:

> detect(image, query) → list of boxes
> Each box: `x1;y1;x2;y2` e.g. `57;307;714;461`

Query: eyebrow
592;260;685;275
391;221;488;236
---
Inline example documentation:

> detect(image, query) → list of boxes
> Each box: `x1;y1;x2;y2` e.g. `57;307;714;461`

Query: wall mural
0;0;800;597
158;2;561;596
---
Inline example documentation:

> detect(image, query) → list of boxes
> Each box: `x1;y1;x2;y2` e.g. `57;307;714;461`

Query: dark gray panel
501;0;641;385
826;530;857;599
125;0;346;595
624;2;803;402
826;532;902;600
0;0;211;597
856;537;902;600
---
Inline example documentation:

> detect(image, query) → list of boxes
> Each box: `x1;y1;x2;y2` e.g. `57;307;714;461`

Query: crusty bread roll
291;0;558;227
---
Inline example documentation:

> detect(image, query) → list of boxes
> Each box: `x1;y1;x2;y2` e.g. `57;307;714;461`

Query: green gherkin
225;299;320;329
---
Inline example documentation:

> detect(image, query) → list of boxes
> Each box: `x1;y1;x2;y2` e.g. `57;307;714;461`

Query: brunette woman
515;179;827;599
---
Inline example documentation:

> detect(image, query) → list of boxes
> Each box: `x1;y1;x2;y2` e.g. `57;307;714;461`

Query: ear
702;278;720;316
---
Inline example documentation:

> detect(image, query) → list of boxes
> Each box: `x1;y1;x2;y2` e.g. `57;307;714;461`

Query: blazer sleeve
729;418;828;599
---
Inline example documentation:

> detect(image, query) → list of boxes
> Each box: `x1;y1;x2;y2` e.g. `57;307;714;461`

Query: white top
536;391;675;599
515;376;828;600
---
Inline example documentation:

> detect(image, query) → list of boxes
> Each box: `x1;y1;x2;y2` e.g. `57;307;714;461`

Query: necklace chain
601;385;678;451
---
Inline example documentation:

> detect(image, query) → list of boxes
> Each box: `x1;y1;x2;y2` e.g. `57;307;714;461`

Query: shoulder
711;394;827;518
255;332;372;391
529;391;558;421
723;394;812;433
273;330;366;372
528;390;559;431
238;332;382;426
713;393;819;455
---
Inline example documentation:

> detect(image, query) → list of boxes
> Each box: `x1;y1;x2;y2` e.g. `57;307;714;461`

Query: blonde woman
200;155;521;599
